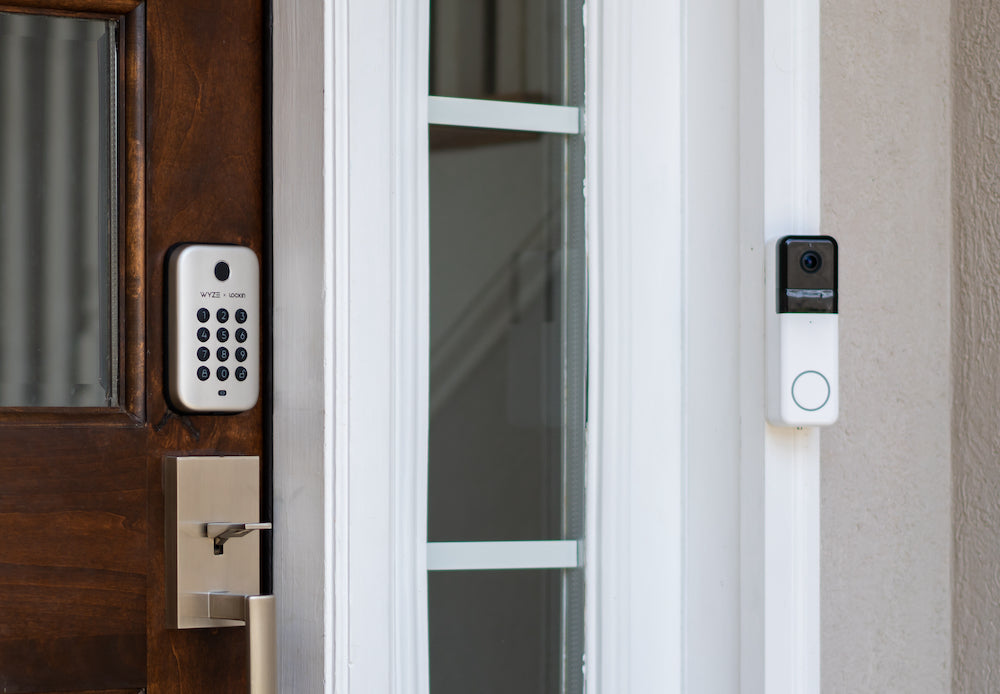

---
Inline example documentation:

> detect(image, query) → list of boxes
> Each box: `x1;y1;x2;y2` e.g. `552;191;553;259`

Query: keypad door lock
168;244;260;413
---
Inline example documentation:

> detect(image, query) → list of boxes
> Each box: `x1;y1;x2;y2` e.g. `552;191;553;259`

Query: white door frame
270;0;821;691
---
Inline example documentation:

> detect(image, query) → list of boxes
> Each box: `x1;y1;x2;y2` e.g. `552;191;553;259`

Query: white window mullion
427;540;581;571
428;95;579;134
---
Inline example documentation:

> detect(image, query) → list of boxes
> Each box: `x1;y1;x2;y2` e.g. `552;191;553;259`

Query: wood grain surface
143;0;264;691
0;0;140;19
0;0;266;691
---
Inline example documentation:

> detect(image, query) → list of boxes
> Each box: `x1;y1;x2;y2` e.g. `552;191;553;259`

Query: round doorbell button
791;370;831;411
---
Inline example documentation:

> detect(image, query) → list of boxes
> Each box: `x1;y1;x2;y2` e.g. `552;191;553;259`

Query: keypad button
217;366;230;381
217;308;229;323
197;366;210;381
235;328;248;343
197;346;210;362
197;307;210;323
235;308;248;324
217;346;230;362
235;366;248;382
197;327;210;342
235;347;248;362
217;327;230;342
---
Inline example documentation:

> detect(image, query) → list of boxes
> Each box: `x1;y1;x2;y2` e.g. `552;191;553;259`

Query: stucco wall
953;1;1000;690
820;1;952;691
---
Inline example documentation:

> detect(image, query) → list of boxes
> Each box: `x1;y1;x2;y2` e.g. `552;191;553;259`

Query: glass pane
0;13;117;407
428;129;579;542
429;570;574;694
430;0;580;105
428;1;585;692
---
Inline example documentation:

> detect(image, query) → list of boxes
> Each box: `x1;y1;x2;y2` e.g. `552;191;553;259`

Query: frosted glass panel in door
0;13;117;407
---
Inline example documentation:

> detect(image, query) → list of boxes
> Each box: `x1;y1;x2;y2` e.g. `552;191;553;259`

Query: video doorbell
168;244;260;413
766;235;839;426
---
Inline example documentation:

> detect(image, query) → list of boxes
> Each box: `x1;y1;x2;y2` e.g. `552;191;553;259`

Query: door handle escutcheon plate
165;456;275;693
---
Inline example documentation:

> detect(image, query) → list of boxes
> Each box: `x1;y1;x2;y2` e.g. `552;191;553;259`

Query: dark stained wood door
0;1;266;691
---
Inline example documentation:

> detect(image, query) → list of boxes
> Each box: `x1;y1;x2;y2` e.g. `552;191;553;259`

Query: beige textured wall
953;1;1000;690
821;0;952;691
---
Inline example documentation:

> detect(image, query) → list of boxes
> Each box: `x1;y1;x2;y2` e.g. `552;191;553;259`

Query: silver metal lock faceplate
165;455;265;629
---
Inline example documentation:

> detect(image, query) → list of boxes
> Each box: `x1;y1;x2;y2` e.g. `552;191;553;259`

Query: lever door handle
208;593;276;693
205;522;273;554
206;522;273;539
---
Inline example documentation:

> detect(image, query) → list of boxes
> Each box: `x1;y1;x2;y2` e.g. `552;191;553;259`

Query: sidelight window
427;1;585;692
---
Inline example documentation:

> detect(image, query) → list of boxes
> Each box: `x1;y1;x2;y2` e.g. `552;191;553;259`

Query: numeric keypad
192;306;250;385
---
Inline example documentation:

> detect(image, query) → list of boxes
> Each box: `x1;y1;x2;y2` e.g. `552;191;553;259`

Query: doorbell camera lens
800;250;822;273
777;235;838;314
214;261;230;281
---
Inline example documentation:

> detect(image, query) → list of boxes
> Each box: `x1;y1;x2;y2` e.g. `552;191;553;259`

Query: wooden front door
0;1;266;691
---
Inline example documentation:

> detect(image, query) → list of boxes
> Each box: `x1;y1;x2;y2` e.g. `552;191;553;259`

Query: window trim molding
271;0;821;690
584;0;685;690
586;0;821;690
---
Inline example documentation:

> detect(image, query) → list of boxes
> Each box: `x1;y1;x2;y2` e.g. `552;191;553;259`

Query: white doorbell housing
766;235;838;426
168;244;261;413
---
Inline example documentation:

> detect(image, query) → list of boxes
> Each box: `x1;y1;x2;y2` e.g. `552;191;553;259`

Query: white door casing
270;0;820;692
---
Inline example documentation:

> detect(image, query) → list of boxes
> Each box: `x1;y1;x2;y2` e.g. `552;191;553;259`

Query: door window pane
0;13;118;407
429;570;584;694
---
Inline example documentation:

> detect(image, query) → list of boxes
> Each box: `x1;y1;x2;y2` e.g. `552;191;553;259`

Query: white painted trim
274;0;428;692
426;541;580;571
585;0;686;692
331;2;350;692
739;0;821;693
684;0;742;689
331;0;430;692
428;96;580;134
390;0;430;692
273;0;819;692
588;0;820;692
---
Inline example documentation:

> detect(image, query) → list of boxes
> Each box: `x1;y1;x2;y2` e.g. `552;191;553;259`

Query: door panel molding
0;0;140;14
0;2;145;426
119;2;145;422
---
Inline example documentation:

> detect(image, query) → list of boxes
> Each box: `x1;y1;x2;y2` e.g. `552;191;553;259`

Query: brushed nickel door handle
206;522;273;554
208;593;277;693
